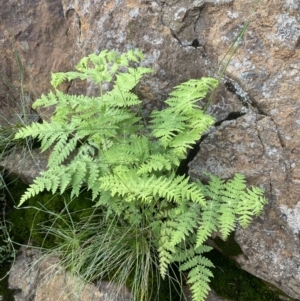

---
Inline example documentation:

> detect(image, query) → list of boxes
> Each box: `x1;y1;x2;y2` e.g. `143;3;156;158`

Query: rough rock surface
189;112;298;297
0;0;300;300
188;1;300;299
0;0;246;126
8;247;132;301
0;149;51;184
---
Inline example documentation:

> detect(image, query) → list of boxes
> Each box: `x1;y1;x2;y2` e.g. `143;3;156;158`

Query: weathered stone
187;0;300;298
8;247;41;301
189;112;299;298
0;149;50;184
0;0;245;125
8;246;132;301
34;263;104;301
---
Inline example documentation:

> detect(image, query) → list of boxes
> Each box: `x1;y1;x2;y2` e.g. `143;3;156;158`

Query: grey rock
8;246;132;301
0;149;50;184
187;0;300;298
189;111;300;299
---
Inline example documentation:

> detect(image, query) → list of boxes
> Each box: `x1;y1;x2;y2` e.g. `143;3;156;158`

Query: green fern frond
237;187;266;227
168;78;218;106
149;108;188;148
94;190;112;207
218;208;236;240
179;254;214;273
169;129;204;150
70;160;87;197
75;55;90;71
51;49;148;89
137;154;172;175
223;173;246;199
125;135;150;161
47;136;77;167
196;200;220;248
198;173;266;240
14;121;50;140
188;111;215;128
158;246;174;279
32;91;58;109
19;171;59;206
194;244;213;255
38;123;72;152
57;170;72;194
105;67;151;109
57;91;99;110
158;203;202;279
99;167;137;201
127;49;143;62
15;121;73;154
187;265;212;301
50;72;68;88
52;93;103;123
99;171;206;206
249;187;267;214
217;174;246;239
178;245;214;301
149;78;216;152
99;135;149;167
39;130;66;153
19;184;42;206
170;211;199;246
75;120;117;141
86;159;100;190
150;174;206;205
104;107;136;123
106;90;141;108
201;174;225;201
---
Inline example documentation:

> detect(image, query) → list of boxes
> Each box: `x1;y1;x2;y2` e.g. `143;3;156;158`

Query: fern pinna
15;49;267;301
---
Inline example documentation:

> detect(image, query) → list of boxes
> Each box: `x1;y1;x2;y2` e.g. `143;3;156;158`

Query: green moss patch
6;178;95;247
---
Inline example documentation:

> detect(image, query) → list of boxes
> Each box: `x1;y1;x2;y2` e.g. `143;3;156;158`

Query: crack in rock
159;0;235;56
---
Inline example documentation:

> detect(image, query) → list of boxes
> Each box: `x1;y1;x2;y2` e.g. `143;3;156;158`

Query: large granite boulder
0;0;245;124
1;0;300;300
188;1;300;299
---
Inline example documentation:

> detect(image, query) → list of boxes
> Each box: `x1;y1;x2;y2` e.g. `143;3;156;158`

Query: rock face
0;0;245;126
189;112;299;297
0;149;51;184
8;247;132;301
188;1;300;299
1;0;300;300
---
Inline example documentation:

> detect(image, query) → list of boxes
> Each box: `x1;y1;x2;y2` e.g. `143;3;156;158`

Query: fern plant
15;49;267;301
